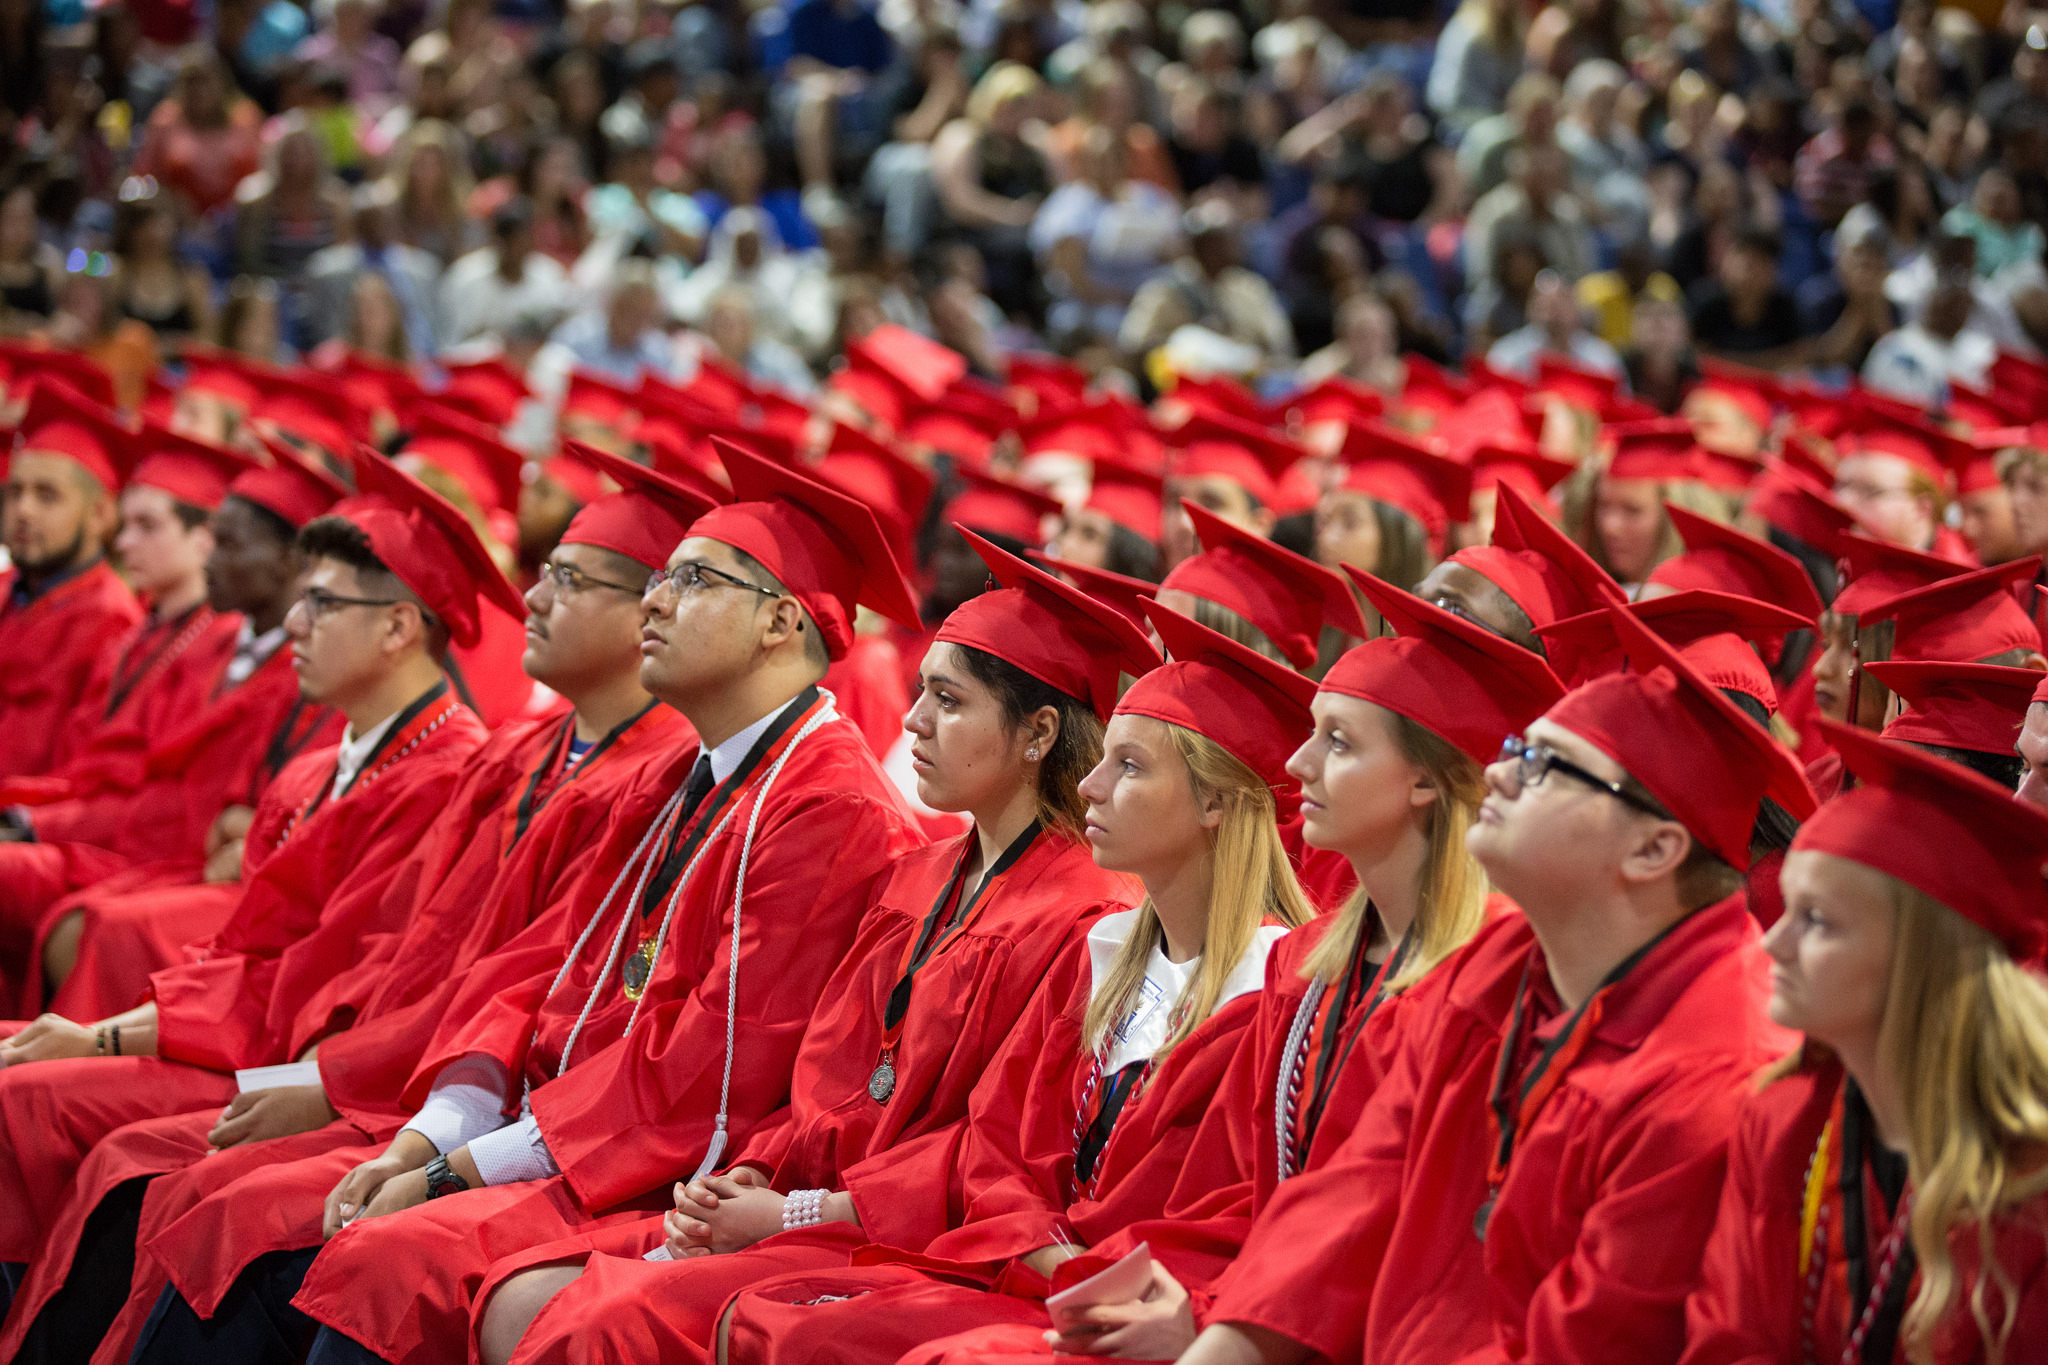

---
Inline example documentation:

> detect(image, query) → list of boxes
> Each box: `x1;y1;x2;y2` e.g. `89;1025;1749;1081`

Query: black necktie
679;754;715;826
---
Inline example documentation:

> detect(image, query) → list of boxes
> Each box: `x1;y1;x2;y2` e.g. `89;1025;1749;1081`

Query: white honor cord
687;696;839;1183
544;783;687;1082
1272;976;1324;1184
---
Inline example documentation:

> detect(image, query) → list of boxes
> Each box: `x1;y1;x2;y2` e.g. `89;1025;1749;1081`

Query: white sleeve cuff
400;1054;515;1156
467;1114;561;1186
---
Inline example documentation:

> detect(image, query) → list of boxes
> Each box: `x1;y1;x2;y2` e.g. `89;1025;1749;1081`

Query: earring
1026;747;1040;761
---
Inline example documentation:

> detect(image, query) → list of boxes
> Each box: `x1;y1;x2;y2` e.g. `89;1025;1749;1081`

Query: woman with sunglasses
889;570;1568;1365
1681;724;2048;1365
696;606;1317;1365
466;531;1158;1365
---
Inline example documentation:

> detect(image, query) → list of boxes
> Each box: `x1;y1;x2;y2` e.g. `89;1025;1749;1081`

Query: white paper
642;1243;674;1262
234;1059;322;1094
1044;1243;1154;1334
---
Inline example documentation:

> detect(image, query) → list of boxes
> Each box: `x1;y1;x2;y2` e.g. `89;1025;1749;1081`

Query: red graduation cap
326;348;422;420
833;326;969;430
944;464;1063;546
1689;358;1780;433
1007;352;1090;410
344;444;529;645
1021;403;1132;464
16;381;134;491
251;368;366;458
1468;440;1576;504
1429;387;1544;459
1169;411;1303;508
562;370;642;432
1533;354;1621;413
538;454;607;506
129;422;258;511
237;435;349;528
1169;373;1265;423
0;342;118;410
1605;419;1708;484
1450;481;1627;628
1265;376;1385;430
1332;420;1473;551
1991;352;2048;408
1084;458;1165;545
1859;557;2044;663
1944;381;2026;432
1162;499;1367;670
937;528;1163;721
1745;459;1863;557
695;436;923;658
1024;551;1158;632
816;422;937;546
1647;502;1826;621
1868;660;2039;758
1538;589;1811;712
180;349;263;412
1544;605;1817;869
900;397;1007;467
139;372;179;427
1799;720;2048;966
402;402;528;514
557;440;720;571
1833;407;1967;488
1329;567;1566;763
438;356;531;426
1125;602;1317;814
1394;355;1474;420
1833;533;1976;619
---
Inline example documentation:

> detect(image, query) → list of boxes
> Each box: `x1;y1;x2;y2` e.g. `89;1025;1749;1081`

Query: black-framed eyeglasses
295;587;408;622
644;561;785;602
538;560;643;596
1494;735;1670;818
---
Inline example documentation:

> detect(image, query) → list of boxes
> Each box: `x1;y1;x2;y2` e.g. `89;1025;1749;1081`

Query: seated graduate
1175;605;1817;1365
1412;483;1625;657
889;568;1569;1365
17;441;697;1365
0;447;509;1355
0;381;144;783
0;435;348;1017
701;605;1317;1365
1680;724;2048;1364
284;441;929;1365
464;527;1160;1365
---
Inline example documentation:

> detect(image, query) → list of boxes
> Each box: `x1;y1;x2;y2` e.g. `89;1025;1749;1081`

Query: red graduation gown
1680;1054;2048;1365
0;560;142;779
1200;898;1794;1365
891;903;1512;1365
27;702;690;1365
461;828;1143;1365
710;922;1273;1365
289;700;925;1365
46;603;240;785
0;645;342;1013
0;692;484;1274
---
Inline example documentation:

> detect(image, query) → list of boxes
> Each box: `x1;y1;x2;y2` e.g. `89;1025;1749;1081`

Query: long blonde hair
1083;725;1315;1061
1880;876;2048;1364
1301;712;1490;993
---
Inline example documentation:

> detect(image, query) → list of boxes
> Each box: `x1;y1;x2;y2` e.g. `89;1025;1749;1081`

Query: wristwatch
423;1154;470;1200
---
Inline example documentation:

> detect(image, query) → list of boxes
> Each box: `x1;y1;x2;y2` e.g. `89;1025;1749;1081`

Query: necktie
643;754;717;917
679;754;715;825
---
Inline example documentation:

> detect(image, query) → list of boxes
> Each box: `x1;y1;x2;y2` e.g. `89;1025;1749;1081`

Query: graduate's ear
1022;704;1060;764
1617;816;1691;888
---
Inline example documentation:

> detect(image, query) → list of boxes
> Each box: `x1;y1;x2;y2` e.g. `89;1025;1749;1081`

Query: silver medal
868;1058;897;1102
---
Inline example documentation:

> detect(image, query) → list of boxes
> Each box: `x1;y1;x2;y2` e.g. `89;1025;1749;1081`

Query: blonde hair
1083;725;1315;1060
1302;711;1490;993
1874;875;2048;1364
1182;593;1290;666
967;62;1044;127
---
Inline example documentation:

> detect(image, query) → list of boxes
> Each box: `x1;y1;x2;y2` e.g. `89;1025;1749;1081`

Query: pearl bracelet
781;1188;828;1232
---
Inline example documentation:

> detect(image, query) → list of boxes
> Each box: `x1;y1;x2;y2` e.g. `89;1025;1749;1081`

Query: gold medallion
622;936;658;1000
